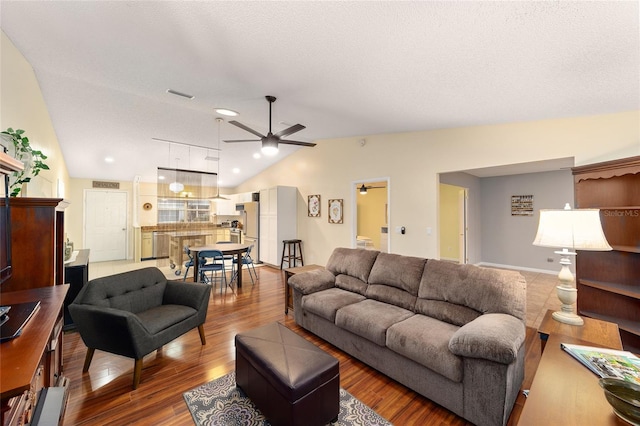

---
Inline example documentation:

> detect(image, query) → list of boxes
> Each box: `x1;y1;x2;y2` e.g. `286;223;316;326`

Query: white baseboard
476;262;558;275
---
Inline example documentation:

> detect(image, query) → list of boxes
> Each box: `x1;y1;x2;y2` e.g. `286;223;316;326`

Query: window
158;199;211;223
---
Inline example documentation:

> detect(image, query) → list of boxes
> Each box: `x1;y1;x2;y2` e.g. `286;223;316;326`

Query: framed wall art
328;199;343;224
308;194;321;217
511;195;533;216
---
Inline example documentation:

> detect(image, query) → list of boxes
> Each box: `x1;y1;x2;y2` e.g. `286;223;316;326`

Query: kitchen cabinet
573;155;640;353
259;186;297;266
210;228;231;243
141;232;153;259
215;198;239;216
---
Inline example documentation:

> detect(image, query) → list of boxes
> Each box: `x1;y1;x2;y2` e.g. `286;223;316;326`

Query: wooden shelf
580;311;640;338
579;279;640;299
574;156;640;352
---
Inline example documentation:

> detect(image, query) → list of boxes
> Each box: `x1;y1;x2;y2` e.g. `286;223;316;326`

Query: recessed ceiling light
166;89;194;99
215;108;239;117
105;157;114;163
232;168;240;174
253;152;261;159
158;175;165;180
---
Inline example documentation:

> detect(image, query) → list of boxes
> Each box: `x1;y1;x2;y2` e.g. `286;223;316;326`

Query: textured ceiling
1;1;638;187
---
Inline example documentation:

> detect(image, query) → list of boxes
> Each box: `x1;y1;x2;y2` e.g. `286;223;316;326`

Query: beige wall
0;32;70;201
235;111;639;265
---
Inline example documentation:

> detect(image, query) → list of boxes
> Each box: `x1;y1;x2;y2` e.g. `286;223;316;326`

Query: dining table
189;243;251;288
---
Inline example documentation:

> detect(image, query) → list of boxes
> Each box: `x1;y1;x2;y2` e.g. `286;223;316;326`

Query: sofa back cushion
365;253;426;310
326;247;379;283
416;260;526;326
79;267;168;314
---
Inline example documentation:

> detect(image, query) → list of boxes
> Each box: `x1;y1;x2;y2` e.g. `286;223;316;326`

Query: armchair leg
198;324;206;345
133;358;143;390
83;348;95;373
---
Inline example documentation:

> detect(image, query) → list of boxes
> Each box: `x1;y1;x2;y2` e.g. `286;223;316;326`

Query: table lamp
533;203;612;325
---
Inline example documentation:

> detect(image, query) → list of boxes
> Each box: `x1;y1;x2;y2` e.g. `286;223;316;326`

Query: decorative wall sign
511;195;533;216
308;194;320;217
93;180;120;189
328;199;343;224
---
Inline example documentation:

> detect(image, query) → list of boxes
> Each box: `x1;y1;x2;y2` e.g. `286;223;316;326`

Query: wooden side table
518;311;623;425
283;264;323;314
537;309;622;353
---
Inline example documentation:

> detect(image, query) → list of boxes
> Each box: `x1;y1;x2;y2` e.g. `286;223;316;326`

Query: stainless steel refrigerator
238;201;259;262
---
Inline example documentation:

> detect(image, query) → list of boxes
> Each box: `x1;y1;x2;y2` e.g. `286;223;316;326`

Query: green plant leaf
15;129;25;135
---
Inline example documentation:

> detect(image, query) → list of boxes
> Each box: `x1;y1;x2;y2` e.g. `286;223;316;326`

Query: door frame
351;177;390;252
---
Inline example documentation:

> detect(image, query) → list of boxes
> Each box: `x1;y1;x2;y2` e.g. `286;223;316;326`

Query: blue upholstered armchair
68;267;211;389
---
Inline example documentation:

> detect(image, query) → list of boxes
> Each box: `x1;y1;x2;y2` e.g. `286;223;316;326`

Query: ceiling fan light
169;182;184;193
262;138;278;156
215;108;238;117
360;184;367;194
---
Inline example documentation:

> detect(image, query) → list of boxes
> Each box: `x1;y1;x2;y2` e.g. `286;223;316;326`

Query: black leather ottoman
235;322;340;426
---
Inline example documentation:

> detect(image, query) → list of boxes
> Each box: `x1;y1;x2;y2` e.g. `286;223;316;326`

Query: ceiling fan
359;184;386;194
224;96;316;155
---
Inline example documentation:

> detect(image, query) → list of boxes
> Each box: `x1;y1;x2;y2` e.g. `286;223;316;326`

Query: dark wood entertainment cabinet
0;285;69;425
573;155;640;353
1;197;71;424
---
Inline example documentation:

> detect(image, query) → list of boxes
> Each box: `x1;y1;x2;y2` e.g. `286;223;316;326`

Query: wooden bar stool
280;239;304;269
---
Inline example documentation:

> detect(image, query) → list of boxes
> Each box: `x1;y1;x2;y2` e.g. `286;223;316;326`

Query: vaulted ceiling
1;1;638;187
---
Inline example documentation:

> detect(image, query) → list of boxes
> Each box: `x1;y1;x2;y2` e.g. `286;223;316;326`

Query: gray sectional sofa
289;248;527;426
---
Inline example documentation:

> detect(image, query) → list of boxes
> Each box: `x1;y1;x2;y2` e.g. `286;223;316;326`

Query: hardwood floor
62;265;544;425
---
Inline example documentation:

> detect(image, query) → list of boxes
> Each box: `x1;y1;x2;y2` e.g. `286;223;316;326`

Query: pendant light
169;157;184;193
211;118;229;200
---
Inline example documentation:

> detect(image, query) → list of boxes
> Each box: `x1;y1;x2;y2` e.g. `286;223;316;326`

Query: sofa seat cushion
137;304;197;335
335;299;414;346
387;315;463;382
302;288;366;323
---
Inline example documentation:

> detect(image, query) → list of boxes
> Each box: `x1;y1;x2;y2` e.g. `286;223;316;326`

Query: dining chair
216;240;236;269
231;244;257;285
198;250;229;294
181;246;205;281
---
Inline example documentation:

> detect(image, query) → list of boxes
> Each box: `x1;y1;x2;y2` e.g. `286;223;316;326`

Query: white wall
235;111;639;266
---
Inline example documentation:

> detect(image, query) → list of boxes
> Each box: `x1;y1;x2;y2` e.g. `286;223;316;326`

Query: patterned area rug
183;371;392;426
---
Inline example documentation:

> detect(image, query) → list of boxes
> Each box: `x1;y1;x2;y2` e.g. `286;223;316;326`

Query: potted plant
1;128;49;197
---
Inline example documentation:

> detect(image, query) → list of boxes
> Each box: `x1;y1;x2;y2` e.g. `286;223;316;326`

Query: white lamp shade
533;208;612;251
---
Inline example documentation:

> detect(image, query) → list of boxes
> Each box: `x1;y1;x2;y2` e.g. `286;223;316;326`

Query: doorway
439;184;467;263
352;178;390;252
84;190;128;262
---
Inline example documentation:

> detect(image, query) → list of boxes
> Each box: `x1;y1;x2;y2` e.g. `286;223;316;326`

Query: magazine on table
561;342;640;384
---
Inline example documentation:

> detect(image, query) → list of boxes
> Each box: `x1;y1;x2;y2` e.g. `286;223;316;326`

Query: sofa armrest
68;303;151;358
164;281;211;311
288;268;336;294
448;313;525;364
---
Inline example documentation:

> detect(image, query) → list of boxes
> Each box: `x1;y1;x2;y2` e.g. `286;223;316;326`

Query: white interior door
85;190;128;262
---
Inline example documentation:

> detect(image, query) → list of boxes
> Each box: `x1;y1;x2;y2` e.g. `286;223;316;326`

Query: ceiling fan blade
275;124;306;138
229;120;265;138
223;139;261;143
279;140;317;147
